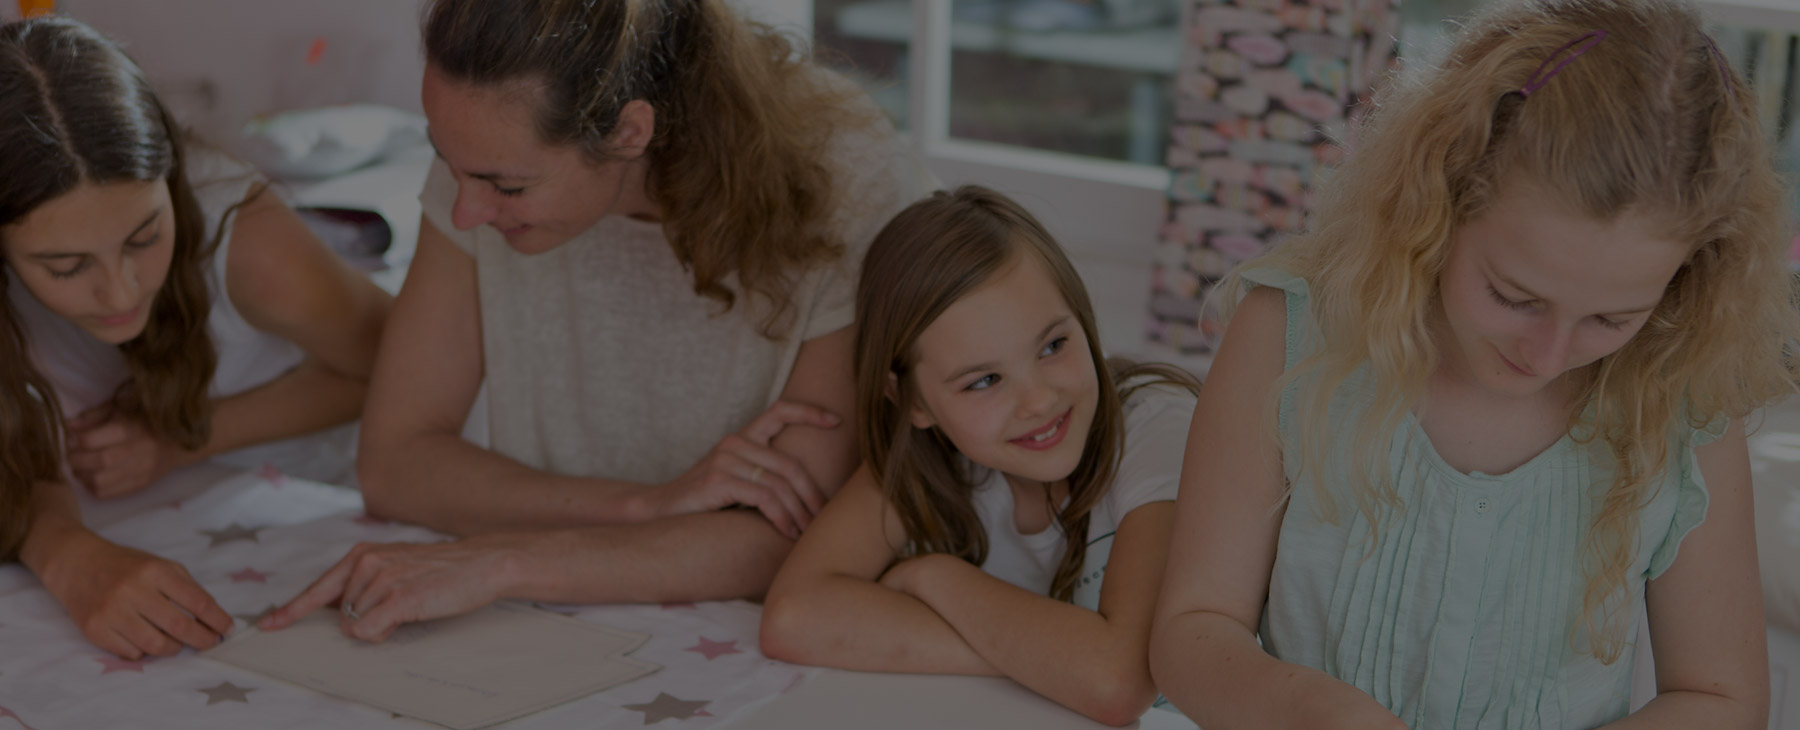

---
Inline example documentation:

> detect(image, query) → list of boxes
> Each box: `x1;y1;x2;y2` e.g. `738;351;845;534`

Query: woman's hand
646;401;841;539
260;537;522;642
64;404;199;499
38;528;232;659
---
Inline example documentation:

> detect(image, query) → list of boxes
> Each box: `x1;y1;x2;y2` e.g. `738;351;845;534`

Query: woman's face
421;63;653;255
2;179;176;344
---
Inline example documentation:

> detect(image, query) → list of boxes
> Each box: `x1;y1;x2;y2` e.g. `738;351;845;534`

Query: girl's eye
125;233;159;250
1594;315;1630;331
966;374;999;391
1487;285;1536;312
49;259;88;279
1040;336;1068;357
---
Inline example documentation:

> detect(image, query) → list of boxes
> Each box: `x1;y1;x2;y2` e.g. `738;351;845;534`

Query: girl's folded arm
1601;419;1768;730
897;501;1172;726
1149;288;1406;730
759;463;999;676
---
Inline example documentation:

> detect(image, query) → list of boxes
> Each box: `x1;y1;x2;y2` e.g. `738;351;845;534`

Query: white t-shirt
972;382;1196;610
10;150;357;484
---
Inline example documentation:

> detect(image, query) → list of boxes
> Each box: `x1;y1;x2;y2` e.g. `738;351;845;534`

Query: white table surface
0;463;1195;730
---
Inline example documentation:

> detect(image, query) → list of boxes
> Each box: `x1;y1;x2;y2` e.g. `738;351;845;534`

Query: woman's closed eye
493;183;526;197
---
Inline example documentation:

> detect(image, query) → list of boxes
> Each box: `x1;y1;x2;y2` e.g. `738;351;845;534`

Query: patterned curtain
1148;0;1398;355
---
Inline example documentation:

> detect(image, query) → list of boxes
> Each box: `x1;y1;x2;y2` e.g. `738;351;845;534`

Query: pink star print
684;636;742;661
0;706;40;730
228;567;271;584
255;463;285;486
95;656;150;675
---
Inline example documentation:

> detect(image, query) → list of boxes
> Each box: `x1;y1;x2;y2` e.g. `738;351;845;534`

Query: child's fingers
118;612;183;658
75;422;130;451
142;595;222;651
66;449;105;475
97;628;146;661
65;404;112;432
161;576;234;639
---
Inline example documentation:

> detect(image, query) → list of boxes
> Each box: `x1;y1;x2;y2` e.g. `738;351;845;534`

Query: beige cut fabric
418;92;933;485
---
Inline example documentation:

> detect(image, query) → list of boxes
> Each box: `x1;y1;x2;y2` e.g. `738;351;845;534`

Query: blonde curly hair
1226;0;1800;663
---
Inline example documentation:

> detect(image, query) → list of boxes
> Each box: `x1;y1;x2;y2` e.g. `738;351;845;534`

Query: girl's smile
1010;408;1072;451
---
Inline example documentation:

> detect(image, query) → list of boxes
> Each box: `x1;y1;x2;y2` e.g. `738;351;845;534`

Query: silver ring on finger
748;465;765;485
342;602;360;621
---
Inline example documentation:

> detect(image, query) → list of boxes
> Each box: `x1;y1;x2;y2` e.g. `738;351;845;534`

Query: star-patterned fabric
0;466;812;729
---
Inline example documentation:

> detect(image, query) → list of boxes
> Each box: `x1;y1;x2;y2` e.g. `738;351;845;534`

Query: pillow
239;104;427;181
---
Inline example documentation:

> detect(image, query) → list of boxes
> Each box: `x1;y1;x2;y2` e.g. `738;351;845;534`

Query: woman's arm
65;190;393;496
18;478;233;658
1149;288;1406;730
1600;418;1767;729
888;503;1173;726
359;219;854;537
760;464;1001;675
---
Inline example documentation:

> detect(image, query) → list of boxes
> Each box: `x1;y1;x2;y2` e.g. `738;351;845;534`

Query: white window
798;0;1800;365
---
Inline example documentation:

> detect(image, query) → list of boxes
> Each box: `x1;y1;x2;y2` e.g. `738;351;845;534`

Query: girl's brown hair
423;0;872;337
856;186;1199;601
1226;0;1800;662
0;17;222;559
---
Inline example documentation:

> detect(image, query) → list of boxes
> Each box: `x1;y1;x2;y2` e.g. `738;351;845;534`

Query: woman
266;0;930;640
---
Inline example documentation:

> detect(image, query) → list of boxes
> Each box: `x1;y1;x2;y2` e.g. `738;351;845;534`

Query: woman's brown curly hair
423;0;875;337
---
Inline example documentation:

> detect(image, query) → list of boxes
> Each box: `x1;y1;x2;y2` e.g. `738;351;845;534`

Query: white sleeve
1107;386;1199;515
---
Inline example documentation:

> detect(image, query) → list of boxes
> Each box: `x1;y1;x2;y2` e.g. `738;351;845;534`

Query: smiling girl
1;16;390;660
760;186;1199;726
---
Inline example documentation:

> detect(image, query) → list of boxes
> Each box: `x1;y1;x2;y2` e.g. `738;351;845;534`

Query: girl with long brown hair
261;0;928;640
1151;1;1797;727
760;186;1199;726
1;16;391;660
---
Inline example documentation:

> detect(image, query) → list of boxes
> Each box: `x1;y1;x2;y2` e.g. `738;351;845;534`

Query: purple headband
1519;29;1608;97
1702;33;1736;91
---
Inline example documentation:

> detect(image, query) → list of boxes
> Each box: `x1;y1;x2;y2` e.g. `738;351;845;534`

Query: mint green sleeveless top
1244;267;1718;730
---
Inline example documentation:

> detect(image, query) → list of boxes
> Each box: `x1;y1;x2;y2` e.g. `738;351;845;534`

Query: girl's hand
261;538;518;643
39;529;232;660
65;405;198;499
647;401;841;539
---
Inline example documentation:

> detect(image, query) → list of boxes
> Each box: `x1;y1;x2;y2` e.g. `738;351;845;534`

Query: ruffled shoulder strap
1645;416;1729;579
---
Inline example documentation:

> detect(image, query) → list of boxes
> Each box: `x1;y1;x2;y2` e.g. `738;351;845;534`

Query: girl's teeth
1030;417;1062;442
